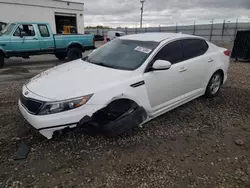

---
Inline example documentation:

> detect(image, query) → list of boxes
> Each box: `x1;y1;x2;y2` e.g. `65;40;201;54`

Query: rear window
182;39;208;60
38;24;50;37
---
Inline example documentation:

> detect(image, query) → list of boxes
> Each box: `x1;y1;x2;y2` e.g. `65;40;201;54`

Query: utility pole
140;0;145;28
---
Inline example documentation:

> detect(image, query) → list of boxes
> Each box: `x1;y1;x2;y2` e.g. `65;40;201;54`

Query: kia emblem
24;91;29;95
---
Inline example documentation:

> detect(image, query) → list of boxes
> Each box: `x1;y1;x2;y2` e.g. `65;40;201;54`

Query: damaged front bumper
18;100;103;139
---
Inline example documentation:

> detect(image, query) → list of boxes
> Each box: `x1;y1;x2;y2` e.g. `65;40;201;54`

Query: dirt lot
0;57;250;188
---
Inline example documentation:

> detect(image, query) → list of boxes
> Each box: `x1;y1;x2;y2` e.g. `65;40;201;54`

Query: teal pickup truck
0;22;95;68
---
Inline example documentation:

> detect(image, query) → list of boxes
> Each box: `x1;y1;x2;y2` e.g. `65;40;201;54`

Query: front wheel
55;52;67;60
0;55;5;69
67;47;83;61
205;71;223;98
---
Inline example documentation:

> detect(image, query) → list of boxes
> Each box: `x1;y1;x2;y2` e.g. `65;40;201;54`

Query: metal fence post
222;19;225;41
159;25;161;32
193;21;196;35
234;18;239;41
135;27;137;34
209;19;214;41
176;23;178;33
125;27;127;35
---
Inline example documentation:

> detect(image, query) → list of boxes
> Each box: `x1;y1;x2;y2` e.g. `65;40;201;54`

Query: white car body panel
19;33;230;139
26;60;133;101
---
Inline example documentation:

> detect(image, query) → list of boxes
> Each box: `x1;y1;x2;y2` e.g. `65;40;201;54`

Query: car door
37;24;55;52
143;40;189;112
11;24;40;53
180;39;210;96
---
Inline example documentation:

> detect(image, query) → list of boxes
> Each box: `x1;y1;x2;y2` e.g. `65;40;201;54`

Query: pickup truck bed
0;22;95;68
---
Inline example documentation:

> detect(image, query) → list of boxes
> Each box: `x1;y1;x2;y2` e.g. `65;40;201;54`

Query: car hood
26;59;132;100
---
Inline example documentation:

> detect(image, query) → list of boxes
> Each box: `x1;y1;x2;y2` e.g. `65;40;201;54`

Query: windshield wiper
82;57;116;69
82;56;95;64
81;56;89;61
94;61;116;68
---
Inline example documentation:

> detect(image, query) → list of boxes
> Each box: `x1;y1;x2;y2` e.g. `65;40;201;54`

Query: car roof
120;32;203;42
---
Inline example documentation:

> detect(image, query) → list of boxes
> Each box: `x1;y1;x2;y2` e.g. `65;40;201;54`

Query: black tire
0;55;4;69
67;47;83;61
55;52;67;60
205;71;223;98
107;38;110;42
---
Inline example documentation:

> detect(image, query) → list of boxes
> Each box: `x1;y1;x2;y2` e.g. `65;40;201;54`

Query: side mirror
152;60;172;70
20;31;26;38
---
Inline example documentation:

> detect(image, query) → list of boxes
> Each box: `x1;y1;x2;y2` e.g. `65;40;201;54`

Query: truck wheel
55;52;67;60
67;47;82;61
0;55;4;69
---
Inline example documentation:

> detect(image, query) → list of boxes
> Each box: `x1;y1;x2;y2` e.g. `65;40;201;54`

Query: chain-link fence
86;19;250;43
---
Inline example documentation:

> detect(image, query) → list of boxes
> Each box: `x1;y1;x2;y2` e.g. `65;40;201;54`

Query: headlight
38;94;93;115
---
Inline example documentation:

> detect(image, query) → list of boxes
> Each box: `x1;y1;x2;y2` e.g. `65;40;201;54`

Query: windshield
0;23;16;36
84;39;159;70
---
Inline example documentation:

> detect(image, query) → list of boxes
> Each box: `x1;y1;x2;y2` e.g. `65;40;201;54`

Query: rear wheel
0;55;4;69
205;71;223;98
67;47;83;61
55;52;67;60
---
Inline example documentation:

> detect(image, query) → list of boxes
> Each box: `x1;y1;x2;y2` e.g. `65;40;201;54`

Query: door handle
33;38;38;40
179;67;188;72
208;58;214;63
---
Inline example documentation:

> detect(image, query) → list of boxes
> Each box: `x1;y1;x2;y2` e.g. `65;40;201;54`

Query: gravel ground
0;61;250;188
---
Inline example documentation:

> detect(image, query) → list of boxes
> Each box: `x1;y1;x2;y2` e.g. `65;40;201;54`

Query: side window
70;27;77;34
201;40;209;52
38;25;50;37
13;24;35;37
182;39;208;60
115;33;121;37
13;26;21;36
154;41;182;64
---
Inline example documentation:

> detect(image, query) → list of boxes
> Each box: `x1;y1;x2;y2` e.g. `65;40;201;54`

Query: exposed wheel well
107;99;139;109
92;99;141;124
215;69;224;84
68;43;83;51
87;98;147;136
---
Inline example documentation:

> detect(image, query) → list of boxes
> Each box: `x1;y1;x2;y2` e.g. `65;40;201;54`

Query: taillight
224;50;230;56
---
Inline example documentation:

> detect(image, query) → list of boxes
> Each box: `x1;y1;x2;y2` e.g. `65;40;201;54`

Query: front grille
20;94;44;114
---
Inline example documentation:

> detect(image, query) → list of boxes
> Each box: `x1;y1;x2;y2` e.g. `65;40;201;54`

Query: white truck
106;31;125;41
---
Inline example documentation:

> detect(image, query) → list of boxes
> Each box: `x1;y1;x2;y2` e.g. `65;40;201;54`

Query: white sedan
19;33;230;139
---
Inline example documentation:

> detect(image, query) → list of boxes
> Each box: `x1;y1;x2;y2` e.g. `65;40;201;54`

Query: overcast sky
83;0;250;27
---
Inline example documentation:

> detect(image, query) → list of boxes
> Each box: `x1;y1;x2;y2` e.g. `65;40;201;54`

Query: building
0;0;85;34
